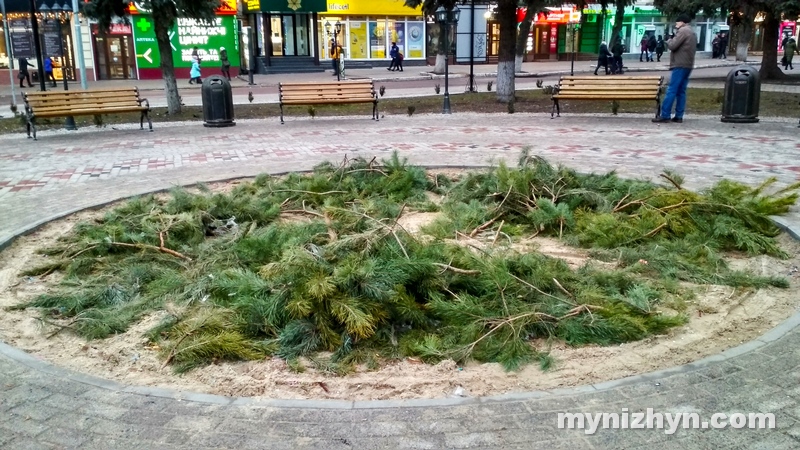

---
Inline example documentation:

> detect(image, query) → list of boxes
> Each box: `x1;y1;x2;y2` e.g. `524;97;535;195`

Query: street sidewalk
0;55;756;95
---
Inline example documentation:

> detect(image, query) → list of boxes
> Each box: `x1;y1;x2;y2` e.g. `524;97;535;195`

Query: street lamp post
435;6;460;114
570;23;580;76
29;0;47;92
50;1;75;129
325;20;342;81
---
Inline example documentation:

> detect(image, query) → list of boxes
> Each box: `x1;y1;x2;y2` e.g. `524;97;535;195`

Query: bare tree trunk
609;2;626;46
496;0;517;103
759;11;784;80
433;54;446;74
734;5;755;62
515;5;537;73
735;21;752;61
155;18;181;114
429;21;447;75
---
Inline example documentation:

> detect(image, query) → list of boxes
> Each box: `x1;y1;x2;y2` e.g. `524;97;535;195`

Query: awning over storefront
324;0;421;15
244;0;327;13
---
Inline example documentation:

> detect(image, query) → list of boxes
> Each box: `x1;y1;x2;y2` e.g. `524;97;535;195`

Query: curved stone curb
2;162;800;411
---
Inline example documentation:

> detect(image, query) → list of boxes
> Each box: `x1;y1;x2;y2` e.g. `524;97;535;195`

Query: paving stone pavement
1;112;800;449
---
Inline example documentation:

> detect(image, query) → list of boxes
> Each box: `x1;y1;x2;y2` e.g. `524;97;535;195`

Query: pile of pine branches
14;151;798;373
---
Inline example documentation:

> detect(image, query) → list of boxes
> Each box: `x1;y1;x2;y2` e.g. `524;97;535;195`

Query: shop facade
579;5;726;55
243;0;326;72
1;4;77;81
318;0;424;62
127;1;239;80
91;23;136;80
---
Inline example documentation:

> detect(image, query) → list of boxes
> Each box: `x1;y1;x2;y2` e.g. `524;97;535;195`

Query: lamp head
335;20;341;34
435;6;447;24
324;21;331;34
451;6;460;23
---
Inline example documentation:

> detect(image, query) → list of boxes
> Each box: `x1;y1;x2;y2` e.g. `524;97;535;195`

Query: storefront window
319;15;424;60
368;20;386;58
349;21;367;58
0;22;7;68
407;21;424;58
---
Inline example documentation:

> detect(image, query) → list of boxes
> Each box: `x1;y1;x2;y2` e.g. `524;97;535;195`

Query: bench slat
282;99;376;105
34;107;148;118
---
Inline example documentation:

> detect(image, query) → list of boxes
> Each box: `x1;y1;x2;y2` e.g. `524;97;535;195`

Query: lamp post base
64;116;77;130
442;93;451;114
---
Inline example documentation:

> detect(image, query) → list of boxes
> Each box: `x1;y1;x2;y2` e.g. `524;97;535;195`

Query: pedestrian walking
639;36;649;62
611;38;625;74
395;51;404;72
189;58;202;85
647;34;657;61
653;14;697;123
220;46;231;80
388;41;399;71
783;37;797;70
655;35;665;62
594;41;612;75
44;57;56;87
712;33;721;59
17;57;34;88
719;32;728;59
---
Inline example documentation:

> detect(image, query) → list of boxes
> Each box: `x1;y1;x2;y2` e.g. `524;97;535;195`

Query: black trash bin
721;65;760;123
201;76;235;127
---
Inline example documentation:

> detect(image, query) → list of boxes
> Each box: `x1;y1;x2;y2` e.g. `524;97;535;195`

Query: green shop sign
244;0;327;13
132;15;240;70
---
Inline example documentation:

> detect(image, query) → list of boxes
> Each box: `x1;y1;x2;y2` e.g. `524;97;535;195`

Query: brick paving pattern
1;113;799;449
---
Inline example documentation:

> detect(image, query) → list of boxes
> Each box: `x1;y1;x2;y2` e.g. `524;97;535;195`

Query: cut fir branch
16;151;799;374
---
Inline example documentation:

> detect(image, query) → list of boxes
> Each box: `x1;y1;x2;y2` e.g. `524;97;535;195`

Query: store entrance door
533;25;554;60
93;31;137;80
268;14;310;57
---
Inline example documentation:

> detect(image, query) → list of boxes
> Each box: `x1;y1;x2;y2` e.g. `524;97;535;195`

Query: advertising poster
9;19;35;59
42;21;63;58
132;15;239;70
349;22;367;59
391;22;405;55
369;21;385;58
407;22;424;58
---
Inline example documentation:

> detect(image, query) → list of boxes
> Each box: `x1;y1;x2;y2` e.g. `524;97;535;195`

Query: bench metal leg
29;118;37;140
280;104;285;124
26;116;32;139
655;97;662;119
139;111;153;133
373;101;379;121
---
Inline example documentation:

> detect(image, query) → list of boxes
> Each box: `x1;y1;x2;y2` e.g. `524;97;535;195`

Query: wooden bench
23;87;152;140
551;76;664;118
278;81;378;124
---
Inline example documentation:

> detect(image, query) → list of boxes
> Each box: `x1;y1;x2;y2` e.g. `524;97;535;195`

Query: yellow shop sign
325;0;421;15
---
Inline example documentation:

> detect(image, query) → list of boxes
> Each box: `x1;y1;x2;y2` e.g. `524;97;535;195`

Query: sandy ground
1;200;799;401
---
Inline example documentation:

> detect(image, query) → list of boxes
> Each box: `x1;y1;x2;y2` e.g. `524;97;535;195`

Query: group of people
16;56;58;89
639;34;665;62
595;35;666;76
188;46;232;85
712;32;729;59
781;35;798;70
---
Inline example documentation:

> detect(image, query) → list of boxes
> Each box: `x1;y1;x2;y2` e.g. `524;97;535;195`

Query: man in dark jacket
611;38;625;74
594;41;612;75
18;57;34;88
647;34;657;61
653;14;697;123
